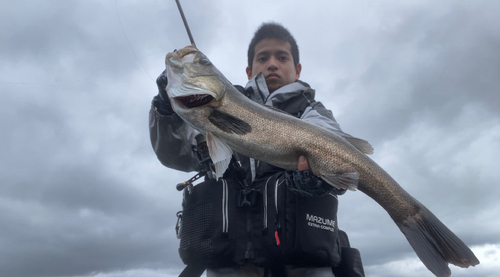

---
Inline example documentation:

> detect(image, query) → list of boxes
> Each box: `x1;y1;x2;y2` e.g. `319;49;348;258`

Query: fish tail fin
397;207;480;277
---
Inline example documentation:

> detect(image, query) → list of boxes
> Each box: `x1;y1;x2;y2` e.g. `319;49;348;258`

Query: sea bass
164;46;479;277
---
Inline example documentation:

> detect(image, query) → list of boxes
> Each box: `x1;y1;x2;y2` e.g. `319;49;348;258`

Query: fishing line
1;2;160;87
0;77;98;87
0;52;159;87
114;0;154;81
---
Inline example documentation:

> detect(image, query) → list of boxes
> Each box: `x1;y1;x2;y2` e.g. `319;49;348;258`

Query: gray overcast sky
1;0;499;277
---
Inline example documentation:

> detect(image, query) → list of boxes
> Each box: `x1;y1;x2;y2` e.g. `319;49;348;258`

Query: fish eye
199;58;211;65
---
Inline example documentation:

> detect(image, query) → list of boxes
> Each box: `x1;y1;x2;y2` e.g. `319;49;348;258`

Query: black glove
153;70;175;115
285;168;345;197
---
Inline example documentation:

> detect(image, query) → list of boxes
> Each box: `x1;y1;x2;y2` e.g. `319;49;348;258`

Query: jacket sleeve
149;95;202;172
298;101;348;195
300;101;343;133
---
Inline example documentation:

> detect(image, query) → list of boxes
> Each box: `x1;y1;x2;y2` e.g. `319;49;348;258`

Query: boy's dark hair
247;22;299;70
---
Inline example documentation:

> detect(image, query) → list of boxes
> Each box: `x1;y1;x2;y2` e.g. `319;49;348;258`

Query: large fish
164;46;479;277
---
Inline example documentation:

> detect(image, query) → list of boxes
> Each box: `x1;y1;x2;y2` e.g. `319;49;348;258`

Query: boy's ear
295;63;302;80
246;66;252;80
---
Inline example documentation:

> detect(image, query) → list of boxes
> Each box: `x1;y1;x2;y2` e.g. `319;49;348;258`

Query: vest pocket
283;190;341;267
259;173;342;267
178;178;240;268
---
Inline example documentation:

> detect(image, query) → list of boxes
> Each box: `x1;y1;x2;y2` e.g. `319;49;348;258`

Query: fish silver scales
164;46;479;277
217;89;365;175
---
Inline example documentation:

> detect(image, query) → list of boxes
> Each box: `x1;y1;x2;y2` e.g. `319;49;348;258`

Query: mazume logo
306;214;336;232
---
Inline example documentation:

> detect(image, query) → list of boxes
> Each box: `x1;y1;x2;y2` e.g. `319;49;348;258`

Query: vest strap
179;264;206;277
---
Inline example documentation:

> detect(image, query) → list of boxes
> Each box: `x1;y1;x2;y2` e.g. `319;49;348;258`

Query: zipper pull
175;211;182;239
274;230;280;246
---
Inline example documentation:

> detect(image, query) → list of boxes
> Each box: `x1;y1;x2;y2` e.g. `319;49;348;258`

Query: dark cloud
0;85;184;277
328;2;500;145
0;201;179;277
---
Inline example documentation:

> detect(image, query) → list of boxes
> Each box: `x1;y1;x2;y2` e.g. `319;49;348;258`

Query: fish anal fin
397;207;480;277
208;109;252;135
206;132;233;179
320;172;359;191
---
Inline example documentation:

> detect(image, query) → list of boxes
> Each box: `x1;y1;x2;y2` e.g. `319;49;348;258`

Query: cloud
366;244;500;277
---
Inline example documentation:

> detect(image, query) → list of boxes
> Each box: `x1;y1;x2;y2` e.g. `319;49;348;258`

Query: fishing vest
176;86;349;276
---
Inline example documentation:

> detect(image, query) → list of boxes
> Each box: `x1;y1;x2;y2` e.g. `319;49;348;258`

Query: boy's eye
257;57;267;62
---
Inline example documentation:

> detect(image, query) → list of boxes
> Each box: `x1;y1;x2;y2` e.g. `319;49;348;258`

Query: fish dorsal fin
341;134;374;155
331;130;374;155
206;132;233;179
321;172;359;191
208;109;252;135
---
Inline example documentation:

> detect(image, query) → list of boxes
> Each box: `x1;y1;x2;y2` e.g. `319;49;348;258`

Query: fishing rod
175;0;196;47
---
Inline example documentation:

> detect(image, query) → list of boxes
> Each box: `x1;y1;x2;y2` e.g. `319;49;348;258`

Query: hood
244;72;315;107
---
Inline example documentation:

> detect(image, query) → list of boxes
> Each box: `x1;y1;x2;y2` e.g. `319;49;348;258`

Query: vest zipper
263;176;273;230
244;178;254;259
222;179;228;233
274;179;284;245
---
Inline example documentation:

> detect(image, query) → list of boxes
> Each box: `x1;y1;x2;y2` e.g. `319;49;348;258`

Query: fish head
165;46;228;114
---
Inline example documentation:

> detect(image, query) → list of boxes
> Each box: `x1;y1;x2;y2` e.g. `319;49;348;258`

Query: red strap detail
274;231;280;246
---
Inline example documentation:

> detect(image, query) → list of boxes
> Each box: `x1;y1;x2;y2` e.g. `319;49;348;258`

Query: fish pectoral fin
206;132;233;179
320;172;359;191
208;109;252;135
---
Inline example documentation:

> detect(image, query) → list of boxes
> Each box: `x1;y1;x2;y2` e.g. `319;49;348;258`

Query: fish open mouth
174;94;214;108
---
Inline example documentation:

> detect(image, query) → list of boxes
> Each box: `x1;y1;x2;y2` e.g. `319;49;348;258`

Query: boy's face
246;38;302;93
